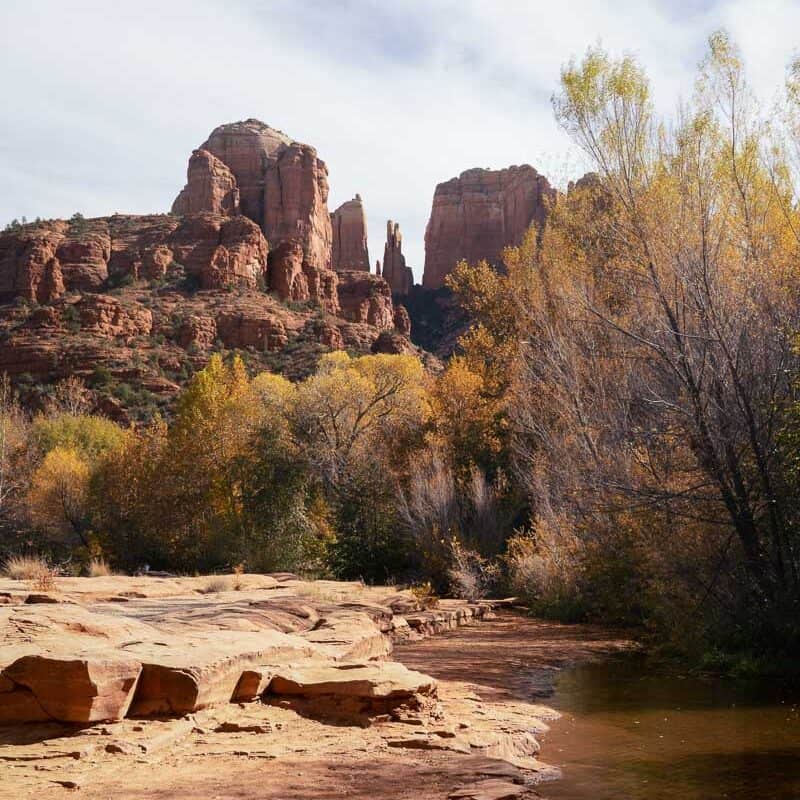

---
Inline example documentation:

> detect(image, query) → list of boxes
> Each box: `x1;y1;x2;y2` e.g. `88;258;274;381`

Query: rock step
268;661;436;700
1;591;500;725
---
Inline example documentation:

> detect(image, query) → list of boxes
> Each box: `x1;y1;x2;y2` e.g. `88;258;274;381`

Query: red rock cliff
172;149;240;217
0;213;268;299
381;220;413;296
174;119;332;273
331;195;369;271
422;165;555;290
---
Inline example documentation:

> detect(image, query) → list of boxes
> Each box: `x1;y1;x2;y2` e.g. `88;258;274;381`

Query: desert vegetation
0;349;510;595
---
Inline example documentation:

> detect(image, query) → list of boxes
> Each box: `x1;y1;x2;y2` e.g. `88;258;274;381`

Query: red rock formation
0;214;268;297
331;195;369;271
393;304;411;336
0;225;65;303
371;329;414;355
382;220;413;295
268;238;341;315
76;295;153;339
172;149;240;216
422;165;556;289
177;120;332;271
174;120;338;310
177;316;217;350
215;310;288;351
337;271;395;329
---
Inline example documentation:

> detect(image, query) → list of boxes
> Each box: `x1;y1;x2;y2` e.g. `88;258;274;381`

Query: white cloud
0;0;794;279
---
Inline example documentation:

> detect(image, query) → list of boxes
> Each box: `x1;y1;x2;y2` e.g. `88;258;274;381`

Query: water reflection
541;657;800;800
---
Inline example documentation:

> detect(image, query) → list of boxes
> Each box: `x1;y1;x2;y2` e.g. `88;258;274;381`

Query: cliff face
173;119;333;275
422;165;555;289
0;211;410;421
331;195;369;271
0;213;268;301
381;221;413;296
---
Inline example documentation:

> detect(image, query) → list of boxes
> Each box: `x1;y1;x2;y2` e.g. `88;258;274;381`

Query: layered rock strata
0;213;268;300
337;271;396;329
173;119;333;276
0;574;495;725
331;195;369;271
382;220;414;295
422;165;556;289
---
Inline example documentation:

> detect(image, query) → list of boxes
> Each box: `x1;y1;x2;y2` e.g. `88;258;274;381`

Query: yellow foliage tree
428;357;501;477
27;446;91;547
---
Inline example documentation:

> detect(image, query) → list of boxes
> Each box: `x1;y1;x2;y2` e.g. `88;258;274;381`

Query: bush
2;554;52;580
447;540;499;601
198;575;232;593
87;557;114;577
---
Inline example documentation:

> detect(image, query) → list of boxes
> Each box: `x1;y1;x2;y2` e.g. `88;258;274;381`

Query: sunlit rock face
173;118;334;288
331;195;370;271
422;165;555;289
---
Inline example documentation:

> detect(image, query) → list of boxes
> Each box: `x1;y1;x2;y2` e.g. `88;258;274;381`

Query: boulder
268;661;436;701
3;655;142;723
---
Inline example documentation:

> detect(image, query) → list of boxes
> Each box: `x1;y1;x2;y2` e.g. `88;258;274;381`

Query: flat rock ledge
0;575;496;726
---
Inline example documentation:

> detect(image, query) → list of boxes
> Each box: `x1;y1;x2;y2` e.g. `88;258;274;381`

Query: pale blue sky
1;0;797;279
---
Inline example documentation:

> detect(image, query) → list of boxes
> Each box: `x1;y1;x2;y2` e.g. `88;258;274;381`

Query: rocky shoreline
0;575;630;799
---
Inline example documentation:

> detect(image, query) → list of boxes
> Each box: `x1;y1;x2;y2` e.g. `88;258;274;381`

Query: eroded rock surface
172;149;240;217
337;270;396;329
173;119;333;276
0;577;634;800
0;213;268;299
331;195;370;271
422;166;556;289
382;220;414;295
0;576;494;725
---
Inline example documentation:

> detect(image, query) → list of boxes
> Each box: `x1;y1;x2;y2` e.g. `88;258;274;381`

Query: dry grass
32;567;58;593
198;575;233;594
293;579;387;605
232;563;245;591
2;554;52;581
87;557;115;577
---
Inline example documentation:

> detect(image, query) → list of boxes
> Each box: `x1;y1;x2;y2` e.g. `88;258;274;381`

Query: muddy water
395;613;800;800
541;655;800;800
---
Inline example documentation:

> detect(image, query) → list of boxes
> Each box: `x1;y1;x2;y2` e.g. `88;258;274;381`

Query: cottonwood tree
507;32;800;640
293;352;428;579
0;374;29;523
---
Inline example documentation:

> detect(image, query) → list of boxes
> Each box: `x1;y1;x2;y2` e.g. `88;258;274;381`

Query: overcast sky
2;0;798;279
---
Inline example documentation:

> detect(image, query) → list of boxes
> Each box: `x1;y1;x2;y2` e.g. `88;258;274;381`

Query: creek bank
0;579;631;799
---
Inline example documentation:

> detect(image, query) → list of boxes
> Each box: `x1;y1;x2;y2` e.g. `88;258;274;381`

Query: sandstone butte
0;574;593;800
422;165;557;290
331;194;370;271
0;119;421;417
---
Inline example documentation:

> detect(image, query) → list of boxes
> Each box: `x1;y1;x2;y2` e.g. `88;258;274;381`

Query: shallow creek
541;655;800;800
396;612;800;800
